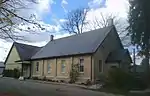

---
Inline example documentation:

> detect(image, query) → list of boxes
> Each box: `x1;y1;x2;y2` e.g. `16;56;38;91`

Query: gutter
91;55;93;81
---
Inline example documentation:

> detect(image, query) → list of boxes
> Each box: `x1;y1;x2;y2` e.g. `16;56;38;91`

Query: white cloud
13;0;55;20
87;0;129;20
0;40;12;61
61;0;68;13
37;0;55;15
85;0;129;38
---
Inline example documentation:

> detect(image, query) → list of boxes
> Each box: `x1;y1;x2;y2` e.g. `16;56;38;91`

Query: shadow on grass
98;87;128;95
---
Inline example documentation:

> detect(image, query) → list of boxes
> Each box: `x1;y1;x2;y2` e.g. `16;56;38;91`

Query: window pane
61;60;66;72
47;63;51;73
80;66;84;72
111;66;117;69
99;60;102;72
80;59;84;64
36;62;39;71
79;59;84;72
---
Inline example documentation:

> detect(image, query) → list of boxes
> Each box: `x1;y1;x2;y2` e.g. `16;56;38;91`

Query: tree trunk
133;48;136;74
145;47;149;73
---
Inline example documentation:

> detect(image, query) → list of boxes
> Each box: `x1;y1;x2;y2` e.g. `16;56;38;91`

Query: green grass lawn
98;87;128;95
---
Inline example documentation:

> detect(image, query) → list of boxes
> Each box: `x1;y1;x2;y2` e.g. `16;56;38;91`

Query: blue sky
42;0;90;24
41;0;108;24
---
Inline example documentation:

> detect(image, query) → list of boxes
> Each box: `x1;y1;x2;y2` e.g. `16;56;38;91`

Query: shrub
42;76;47;81
47;79;52;82
3;69;20;79
13;68;20;79
3;69;14;77
60;80;65;83
97;73;107;84
32;77;39;80
106;68;147;91
69;64;79;83
85;79;92;86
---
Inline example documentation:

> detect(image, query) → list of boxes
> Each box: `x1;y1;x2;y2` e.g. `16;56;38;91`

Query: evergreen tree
128;0;150;72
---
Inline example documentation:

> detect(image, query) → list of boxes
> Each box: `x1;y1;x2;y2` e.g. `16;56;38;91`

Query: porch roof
106;49;132;63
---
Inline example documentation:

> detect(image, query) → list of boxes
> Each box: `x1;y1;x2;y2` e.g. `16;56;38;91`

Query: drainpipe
21;62;23;76
56;58;57;77
91;56;93;82
29;61;32;78
42;60;44;76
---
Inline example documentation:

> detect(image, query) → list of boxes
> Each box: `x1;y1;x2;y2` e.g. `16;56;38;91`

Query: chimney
108;19;114;26
50;35;54;41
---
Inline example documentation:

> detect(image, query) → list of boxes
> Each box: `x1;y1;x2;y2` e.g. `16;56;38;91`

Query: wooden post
21;63;23;76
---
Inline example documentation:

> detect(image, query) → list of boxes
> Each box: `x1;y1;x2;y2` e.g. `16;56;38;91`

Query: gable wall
93;28;123;80
5;45;22;70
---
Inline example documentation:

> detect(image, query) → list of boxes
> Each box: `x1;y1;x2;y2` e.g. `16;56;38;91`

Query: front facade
4;25;132;83
32;55;92;82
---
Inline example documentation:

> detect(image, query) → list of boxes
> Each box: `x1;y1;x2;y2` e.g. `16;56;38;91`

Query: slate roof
106;49;131;63
0;62;4;67
32;26;114;59
14;42;41;61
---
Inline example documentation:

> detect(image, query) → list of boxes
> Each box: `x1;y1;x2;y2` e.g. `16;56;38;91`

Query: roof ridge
33;27;114;58
14;42;41;48
50;26;113;42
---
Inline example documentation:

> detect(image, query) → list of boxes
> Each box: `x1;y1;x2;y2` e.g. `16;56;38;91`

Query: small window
47;61;51;73
111;66;117;69
99;60;102;72
61;60;66;73
36;62;39;71
79;59;84;72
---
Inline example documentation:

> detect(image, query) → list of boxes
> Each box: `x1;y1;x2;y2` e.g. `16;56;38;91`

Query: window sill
79;72;84;74
35;71;40;74
47;72;51;74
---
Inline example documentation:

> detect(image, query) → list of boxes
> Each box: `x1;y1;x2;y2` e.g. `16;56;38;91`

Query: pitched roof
106;49;132;63
0;62;4;67
14;42;41;61
32;26;114;60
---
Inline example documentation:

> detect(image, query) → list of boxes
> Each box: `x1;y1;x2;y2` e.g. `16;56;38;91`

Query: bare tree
61;8;89;34
0;0;44;40
88;13;130;46
89;13;127;34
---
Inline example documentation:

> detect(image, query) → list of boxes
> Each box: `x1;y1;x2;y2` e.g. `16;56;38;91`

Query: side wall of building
31;55;92;83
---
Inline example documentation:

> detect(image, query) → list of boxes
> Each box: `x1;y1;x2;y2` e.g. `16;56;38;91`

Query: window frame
47;61;51;74
61;60;66;73
99;60;102;72
36;62;39;72
79;58;84;73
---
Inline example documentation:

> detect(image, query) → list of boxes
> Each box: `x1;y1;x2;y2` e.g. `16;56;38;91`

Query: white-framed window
47;61;51;73
36;62;39;72
79;59;84;72
61;60;66;73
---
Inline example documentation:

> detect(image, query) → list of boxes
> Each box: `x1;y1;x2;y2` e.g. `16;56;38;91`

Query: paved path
0;78;118;96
